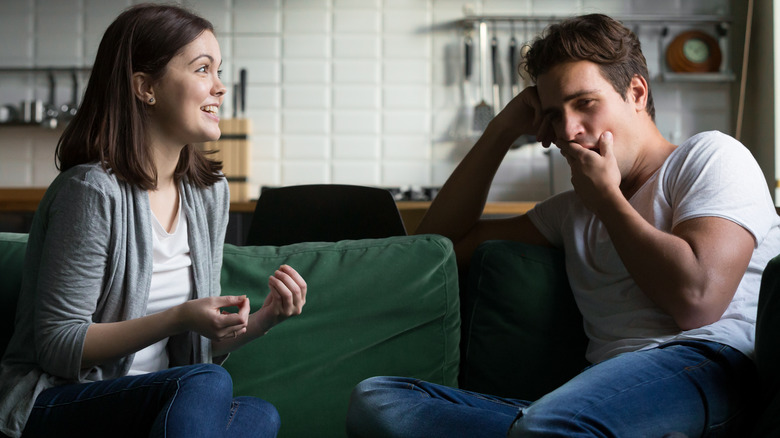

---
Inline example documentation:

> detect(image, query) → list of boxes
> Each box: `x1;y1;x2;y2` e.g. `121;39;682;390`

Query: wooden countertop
1;188;535;214
0;188;47;212
0;188;536;234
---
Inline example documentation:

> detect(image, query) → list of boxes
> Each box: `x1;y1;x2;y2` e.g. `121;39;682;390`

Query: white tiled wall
0;0;734;201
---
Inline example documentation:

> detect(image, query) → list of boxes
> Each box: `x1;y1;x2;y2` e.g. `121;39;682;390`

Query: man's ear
628;74;648;112
132;72;155;105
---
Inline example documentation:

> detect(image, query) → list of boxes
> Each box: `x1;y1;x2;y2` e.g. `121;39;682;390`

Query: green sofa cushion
220;234;460;438
0;232;28;358
459;240;589;401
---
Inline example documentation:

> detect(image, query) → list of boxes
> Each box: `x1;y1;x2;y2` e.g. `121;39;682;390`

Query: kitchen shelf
0;66;88;129
0;66;91;73
457;13;738;85
660;72;737;82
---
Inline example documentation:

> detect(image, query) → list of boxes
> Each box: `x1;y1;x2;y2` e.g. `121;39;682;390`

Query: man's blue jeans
346;340;756;437
20;363;279;438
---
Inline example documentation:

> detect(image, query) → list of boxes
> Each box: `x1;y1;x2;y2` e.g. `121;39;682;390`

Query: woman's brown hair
522;14;655;120
55;3;223;189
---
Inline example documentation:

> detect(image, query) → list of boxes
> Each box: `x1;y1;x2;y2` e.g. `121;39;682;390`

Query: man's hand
559;131;622;216
494;86;555;147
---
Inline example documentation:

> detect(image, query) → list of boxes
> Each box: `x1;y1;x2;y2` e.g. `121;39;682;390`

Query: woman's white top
127;198;193;375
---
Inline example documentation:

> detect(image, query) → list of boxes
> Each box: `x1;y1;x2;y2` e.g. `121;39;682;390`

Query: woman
0;4;306;437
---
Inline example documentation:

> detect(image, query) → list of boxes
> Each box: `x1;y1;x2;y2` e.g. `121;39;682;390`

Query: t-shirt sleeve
664;131;776;247
526;190;578;248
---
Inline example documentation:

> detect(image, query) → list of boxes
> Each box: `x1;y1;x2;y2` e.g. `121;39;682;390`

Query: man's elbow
671;298;729;332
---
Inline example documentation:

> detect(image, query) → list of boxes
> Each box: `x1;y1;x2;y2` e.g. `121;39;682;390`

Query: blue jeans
20;363;279;438
346;341;756;437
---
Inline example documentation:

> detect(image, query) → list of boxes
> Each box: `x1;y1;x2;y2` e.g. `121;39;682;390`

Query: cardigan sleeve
33;176;114;380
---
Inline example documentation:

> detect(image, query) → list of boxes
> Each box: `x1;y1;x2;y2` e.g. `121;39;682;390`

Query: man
345;14;780;437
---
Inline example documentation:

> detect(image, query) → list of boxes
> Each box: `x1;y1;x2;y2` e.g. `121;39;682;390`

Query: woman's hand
257;265;307;330
211;265;307;356
176;295;251;341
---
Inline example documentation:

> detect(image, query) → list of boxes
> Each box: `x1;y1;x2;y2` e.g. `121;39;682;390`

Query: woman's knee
231;396;281;437
177;363;234;397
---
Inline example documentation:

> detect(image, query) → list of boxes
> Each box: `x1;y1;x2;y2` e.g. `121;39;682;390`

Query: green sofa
0;231;591;437
11;229;775;436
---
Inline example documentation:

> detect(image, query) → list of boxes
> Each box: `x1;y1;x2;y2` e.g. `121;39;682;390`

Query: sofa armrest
753;254;780;436
459;240;588;401
0;232;28;359
220;234;460;438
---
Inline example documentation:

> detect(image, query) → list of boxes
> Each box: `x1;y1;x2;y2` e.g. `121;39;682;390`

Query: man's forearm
415;119;520;240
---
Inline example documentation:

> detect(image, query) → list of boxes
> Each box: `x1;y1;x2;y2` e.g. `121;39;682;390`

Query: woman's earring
148;97;155;104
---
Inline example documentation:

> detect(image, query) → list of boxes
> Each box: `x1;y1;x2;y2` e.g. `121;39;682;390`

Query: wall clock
666;30;722;73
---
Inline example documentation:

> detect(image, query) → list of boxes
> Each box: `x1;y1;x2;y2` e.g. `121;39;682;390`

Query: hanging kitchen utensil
233;84;239;118
473;21;492;132
490;24;501;112
509;21;519;98
239;68;247;118
464;33;473;95
42;71;59;129
453;31;474;138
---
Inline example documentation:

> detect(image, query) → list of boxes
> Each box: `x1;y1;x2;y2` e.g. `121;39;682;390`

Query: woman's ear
629;74;648;113
132;72;155;105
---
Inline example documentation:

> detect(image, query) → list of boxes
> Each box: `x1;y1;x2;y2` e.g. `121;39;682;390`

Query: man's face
536;60;642;175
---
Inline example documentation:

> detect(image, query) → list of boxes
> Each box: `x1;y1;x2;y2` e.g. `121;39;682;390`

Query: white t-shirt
527;131;780;364
127;200;193;375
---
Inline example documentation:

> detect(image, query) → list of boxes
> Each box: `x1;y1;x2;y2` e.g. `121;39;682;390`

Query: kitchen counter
0;188;536;235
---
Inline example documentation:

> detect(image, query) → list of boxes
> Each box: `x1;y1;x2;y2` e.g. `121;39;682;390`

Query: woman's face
148;30;226;149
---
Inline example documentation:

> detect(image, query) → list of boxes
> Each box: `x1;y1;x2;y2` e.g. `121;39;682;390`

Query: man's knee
346;376;398;438
507;405;594;437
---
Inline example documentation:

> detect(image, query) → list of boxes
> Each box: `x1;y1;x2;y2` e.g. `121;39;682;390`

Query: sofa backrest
219;235;460;437
0;232;28;358
459;240;589;401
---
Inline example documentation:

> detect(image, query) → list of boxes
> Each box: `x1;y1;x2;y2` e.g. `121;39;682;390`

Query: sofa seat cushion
219;234;460;437
460;240;589;401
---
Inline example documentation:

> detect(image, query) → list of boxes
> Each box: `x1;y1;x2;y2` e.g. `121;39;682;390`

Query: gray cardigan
0;163;230;437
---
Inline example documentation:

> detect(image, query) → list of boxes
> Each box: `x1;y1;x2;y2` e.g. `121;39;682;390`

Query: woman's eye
217;69;223;79
196;66;208;73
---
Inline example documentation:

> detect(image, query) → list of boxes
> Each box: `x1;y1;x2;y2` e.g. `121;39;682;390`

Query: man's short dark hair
523;14;655;120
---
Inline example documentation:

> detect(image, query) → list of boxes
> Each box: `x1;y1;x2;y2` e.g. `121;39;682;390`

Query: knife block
196;118;251;202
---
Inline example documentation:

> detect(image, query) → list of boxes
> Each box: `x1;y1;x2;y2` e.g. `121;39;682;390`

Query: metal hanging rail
458;14;733;26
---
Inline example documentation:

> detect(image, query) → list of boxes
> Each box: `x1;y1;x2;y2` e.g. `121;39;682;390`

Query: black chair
244;184;407;246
